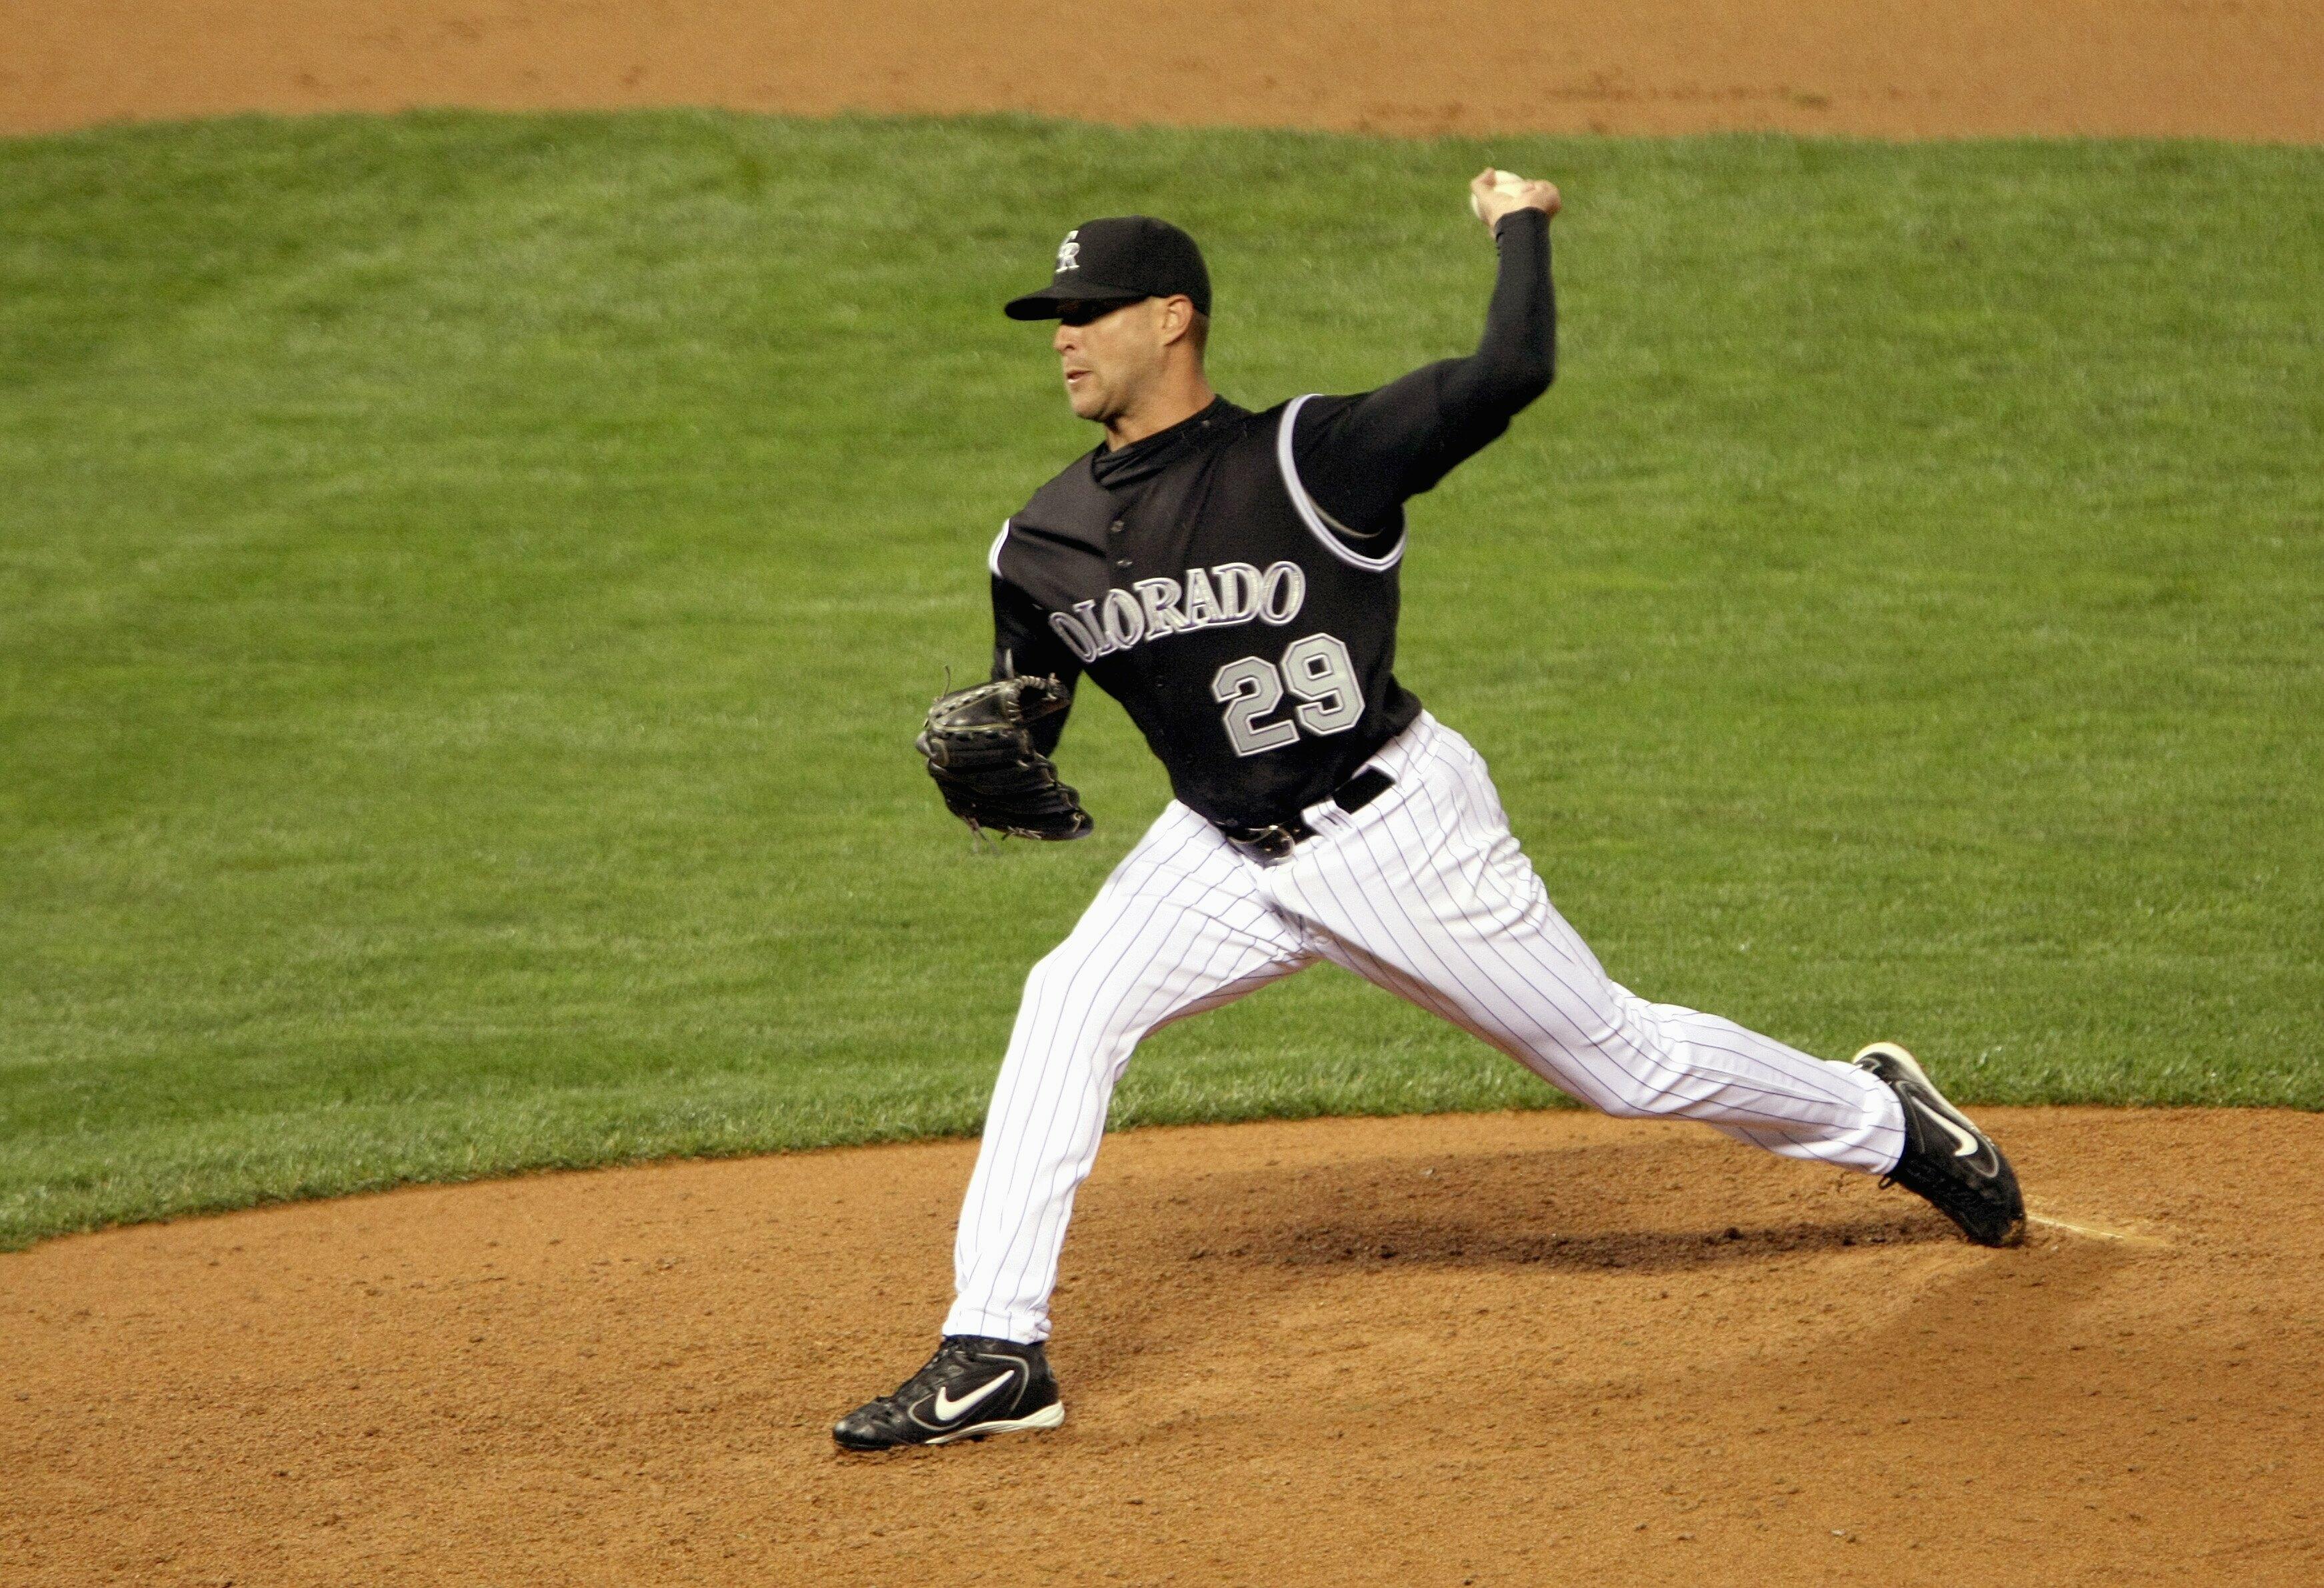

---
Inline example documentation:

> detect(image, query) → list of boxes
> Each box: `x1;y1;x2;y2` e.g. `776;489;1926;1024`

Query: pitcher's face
1052;297;1165;425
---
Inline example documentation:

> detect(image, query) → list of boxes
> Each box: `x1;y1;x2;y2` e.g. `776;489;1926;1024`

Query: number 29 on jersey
1210;633;1364;757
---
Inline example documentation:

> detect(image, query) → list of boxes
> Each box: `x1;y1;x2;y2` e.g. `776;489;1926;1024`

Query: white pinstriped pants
944;712;1907;1344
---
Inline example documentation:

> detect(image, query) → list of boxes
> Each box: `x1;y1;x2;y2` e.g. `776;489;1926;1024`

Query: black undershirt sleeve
991;574;1081;755
1291;208;1556;540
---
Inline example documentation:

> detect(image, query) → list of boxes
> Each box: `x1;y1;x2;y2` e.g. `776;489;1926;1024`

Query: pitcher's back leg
1267;717;1906;1173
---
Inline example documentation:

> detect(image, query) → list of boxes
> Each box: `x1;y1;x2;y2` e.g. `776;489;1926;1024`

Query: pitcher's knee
1607;1077;1703;1120
1013;952;1151;1065
1020;941;1101;1011
1018;950;1065;1007
1563;1049;1704;1121
1589;1087;1657;1121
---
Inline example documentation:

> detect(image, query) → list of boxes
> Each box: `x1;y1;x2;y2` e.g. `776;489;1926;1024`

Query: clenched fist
1469;167;1561;230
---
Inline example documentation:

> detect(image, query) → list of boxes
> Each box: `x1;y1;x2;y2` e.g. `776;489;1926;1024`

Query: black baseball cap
1004;216;1212;321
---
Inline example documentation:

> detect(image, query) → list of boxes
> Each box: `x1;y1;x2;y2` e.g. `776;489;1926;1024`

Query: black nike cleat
832;1335;1064;1451
1854;1041;2027;1248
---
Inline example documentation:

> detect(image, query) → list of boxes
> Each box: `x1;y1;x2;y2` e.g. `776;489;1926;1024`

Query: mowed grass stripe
1;113;2317;1247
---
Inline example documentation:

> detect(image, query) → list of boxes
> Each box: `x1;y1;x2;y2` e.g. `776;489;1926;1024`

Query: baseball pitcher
837;170;2025;1451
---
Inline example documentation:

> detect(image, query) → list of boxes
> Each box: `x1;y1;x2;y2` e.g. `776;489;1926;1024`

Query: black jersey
993;396;1423;827
986;209;1557;831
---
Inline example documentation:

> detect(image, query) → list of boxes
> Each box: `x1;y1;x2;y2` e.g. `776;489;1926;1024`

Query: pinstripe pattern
943;713;1907;1344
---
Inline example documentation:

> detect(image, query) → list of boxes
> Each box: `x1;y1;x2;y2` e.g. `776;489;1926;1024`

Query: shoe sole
833;1400;1065;1453
1852;1039;1932;1093
1853;1042;1995;1151
924;1401;1065;1446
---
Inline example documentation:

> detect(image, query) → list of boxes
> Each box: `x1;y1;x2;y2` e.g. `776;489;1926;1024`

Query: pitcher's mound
6;1107;2321;1585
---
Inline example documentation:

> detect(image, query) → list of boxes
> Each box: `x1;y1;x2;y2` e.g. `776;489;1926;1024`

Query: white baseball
1469;169;1531;222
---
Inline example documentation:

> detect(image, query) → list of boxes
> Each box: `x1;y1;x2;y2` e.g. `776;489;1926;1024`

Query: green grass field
2;112;2319;1249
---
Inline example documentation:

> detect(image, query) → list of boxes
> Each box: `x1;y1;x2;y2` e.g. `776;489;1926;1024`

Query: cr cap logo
1055;230;1081;273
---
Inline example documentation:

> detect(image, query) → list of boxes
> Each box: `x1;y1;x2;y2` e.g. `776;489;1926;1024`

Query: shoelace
875;1345;950;1405
891;1339;1001;1405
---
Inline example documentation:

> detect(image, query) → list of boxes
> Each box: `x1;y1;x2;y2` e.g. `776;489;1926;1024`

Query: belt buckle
1232;824;1299;864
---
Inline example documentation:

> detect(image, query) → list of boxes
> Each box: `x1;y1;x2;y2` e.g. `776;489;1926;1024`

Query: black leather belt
1218;765;1395;863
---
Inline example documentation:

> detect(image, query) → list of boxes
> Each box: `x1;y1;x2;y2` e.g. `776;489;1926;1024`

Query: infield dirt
7;1109;2322;1585
4;0;2321;142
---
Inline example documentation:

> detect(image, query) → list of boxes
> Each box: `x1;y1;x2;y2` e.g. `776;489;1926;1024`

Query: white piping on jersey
1276;393;1406;573
987;518;1012;578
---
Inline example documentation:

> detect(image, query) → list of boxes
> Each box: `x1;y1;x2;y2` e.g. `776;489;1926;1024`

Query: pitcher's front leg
944;804;1310;1345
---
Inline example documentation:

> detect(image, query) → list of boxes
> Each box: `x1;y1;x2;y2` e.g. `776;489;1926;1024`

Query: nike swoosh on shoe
928;1371;1014;1423
1915;1091;2002;1171
1931;1111;1984;1160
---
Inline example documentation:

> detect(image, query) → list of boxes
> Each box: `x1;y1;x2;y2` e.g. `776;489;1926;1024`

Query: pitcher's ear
1159;294;1204;349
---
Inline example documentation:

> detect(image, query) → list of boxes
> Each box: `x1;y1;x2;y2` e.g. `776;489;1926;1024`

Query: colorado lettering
1047;559;1305;663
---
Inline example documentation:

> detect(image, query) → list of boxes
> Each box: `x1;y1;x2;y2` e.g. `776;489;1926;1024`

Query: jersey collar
1089;397;1247;491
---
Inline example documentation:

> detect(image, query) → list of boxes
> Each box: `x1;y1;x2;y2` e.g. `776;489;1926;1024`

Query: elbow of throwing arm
1497;355;1554;409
